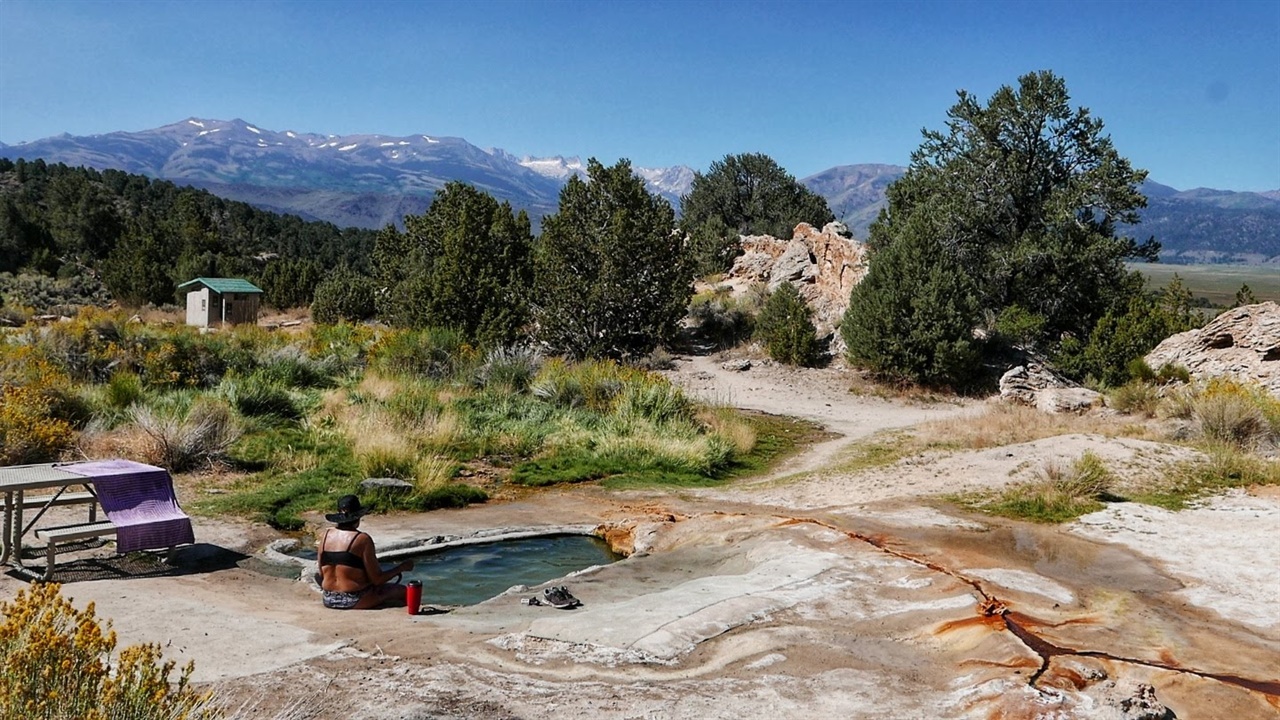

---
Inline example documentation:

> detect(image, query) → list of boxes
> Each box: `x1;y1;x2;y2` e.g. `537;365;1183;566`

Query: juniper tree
533;159;690;359
374;182;533;347
756;282;821;367
843;71;1154;386
680;153;833;275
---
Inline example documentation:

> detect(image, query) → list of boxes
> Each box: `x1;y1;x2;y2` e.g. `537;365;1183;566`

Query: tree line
3;71;1192;389
0;158;376;309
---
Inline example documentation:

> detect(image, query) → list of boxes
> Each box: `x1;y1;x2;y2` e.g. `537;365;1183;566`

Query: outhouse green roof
177;277;263;294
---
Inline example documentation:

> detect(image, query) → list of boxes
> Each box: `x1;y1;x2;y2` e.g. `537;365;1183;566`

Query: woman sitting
318;495;414;610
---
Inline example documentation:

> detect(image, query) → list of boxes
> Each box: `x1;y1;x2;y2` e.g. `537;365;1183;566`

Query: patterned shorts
322;588;368;609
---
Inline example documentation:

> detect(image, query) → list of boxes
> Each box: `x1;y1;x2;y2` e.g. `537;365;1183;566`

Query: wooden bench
34;521;117;581
1;491;98;513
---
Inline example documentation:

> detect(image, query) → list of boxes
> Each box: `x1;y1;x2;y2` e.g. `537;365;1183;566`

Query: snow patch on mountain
636;165;695;199
518;155;586;180
509;153;694;201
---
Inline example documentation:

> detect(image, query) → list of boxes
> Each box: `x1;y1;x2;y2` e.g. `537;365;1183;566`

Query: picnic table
0;460;194;580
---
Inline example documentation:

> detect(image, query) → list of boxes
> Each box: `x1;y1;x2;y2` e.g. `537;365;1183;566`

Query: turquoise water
299;534;620;606
403;535;620;606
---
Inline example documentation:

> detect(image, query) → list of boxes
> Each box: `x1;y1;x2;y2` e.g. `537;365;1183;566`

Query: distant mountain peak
2;119;1274;263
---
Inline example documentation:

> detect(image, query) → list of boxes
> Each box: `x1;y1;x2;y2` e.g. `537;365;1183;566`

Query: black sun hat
325;494;369;524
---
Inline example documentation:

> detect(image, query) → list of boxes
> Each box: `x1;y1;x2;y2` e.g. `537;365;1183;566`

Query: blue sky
1;0;1277;190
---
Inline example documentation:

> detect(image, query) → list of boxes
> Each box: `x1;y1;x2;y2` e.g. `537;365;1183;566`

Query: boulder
1145;301;1280;396
728;221;870;345
360;477;415;494
1000;363;1102;413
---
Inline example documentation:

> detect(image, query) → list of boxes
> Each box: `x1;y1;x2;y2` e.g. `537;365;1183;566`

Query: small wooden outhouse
179;277;263;327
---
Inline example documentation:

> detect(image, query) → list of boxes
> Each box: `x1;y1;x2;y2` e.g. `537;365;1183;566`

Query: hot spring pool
294;534;621;606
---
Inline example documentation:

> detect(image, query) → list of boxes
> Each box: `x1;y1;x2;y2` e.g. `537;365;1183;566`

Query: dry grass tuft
918;402;1156;450
696;405;758;455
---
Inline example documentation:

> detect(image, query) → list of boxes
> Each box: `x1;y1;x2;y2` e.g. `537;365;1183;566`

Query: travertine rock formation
728;221;870;339
999;362;1103;413
1145;301;1280;395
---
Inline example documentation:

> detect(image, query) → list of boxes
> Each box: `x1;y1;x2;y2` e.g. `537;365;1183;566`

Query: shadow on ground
5;542;250;583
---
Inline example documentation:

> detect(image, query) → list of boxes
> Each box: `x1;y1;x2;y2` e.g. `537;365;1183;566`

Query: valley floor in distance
1131;262;1280;306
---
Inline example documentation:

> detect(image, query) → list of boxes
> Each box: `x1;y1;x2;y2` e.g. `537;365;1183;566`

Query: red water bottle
406;580;422;615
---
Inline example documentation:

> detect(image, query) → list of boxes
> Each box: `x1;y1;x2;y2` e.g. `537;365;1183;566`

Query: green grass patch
510;411;827;489
719;412;830;481
201;425;360;530
1129;446;1280;510
411;482;489;509
952;451;1118;524
511;453;713;488
831;430;926;475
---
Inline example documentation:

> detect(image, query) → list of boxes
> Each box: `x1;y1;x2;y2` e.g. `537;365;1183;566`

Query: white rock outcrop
999;363;1102;414
1145;301;1280;395
727;221;870;341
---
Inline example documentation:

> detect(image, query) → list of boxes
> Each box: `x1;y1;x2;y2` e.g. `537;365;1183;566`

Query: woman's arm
359;535;413;585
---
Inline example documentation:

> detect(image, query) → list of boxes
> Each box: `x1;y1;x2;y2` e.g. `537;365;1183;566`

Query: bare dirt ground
3;354;1278;719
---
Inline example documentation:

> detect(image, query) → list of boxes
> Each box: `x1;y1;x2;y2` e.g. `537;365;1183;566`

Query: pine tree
1234;283;1258;307
843;71;1153;387
755;282;821;366
680;153;833;275
533;159;689;359
373;182;533;347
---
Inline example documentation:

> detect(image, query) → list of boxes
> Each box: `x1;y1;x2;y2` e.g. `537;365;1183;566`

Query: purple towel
61;460;195;553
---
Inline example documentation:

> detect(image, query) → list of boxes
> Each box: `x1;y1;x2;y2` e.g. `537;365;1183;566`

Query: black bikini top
319;529;365;570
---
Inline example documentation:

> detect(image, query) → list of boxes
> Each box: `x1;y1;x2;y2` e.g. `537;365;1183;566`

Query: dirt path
661;354;979;482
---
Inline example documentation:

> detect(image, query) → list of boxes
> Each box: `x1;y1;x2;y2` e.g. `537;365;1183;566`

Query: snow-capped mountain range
2;118;1278;262
0;118;695;228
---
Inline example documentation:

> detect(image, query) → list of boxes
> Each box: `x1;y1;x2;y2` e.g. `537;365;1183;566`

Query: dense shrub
0;384;75;464
1055;279;1197;387
0;271;112;314
306;322;375;373
311;267;376;324
1108;381;1161;417
756;283;821;366
0;583;218;720
105;371;145;409
130;399;240;471
0;355;79;463
370;327;472;379
139;330;235;389
1194;390;1270;448
474;345;542;394
687;287;757;351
